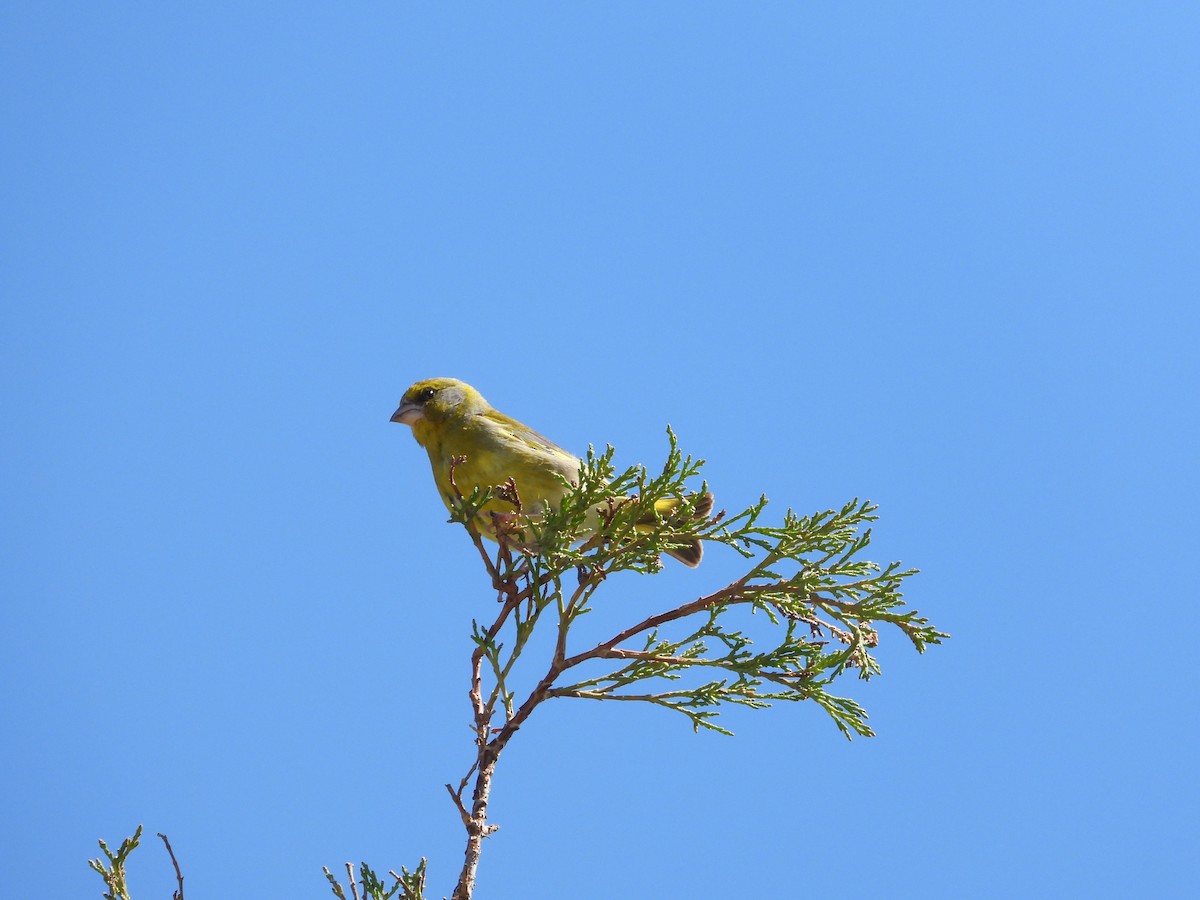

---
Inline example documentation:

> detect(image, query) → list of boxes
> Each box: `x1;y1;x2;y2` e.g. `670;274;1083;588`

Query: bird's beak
390;401;422;425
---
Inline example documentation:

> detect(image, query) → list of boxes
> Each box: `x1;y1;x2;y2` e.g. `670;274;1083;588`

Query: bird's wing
480;408;580;470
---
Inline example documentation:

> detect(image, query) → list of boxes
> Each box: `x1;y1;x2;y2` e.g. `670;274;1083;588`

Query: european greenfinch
390;377;711;567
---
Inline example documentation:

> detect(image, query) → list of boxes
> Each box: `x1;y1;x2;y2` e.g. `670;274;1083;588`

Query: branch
340;432;944;898
158;832;185;900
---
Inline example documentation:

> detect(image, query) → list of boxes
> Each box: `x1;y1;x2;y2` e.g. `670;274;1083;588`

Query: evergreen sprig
88;825;143;900
448;430;942;738
431;430;946;897
323;860;427;900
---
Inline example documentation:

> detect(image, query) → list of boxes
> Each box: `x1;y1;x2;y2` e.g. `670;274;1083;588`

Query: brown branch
448;541;799;899
450;748;502;900
430;451;930;896
455;568;784;891
482;565;605;752
555;561;858;673
552;571;594;666
559;581;752;670
157;833;184;900
451;578;581;899
444;488;878;897
450;538;528;900
444;782;472;828
593;647;730;667
550;687;697;701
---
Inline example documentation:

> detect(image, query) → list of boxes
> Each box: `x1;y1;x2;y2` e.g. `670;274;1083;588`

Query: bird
390;377;711;567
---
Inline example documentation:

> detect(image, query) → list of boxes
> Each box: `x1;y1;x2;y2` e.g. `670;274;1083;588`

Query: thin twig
444;782;472;827
157;833;184;900
594;647;739;668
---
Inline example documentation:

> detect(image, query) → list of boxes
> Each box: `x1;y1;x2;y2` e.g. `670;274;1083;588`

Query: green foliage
88;825;142;900
323;860;427;900
449;428;945;739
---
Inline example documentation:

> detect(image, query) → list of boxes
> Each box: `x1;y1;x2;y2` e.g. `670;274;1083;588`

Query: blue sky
2;3;1197;897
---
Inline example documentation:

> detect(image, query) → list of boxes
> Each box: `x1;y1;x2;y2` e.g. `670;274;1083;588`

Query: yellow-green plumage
391;377;709;567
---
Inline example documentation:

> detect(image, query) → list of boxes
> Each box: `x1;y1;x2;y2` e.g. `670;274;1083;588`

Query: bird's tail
649;492;714;568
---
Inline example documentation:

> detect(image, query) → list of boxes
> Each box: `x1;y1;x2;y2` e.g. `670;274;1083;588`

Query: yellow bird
391;377;711;567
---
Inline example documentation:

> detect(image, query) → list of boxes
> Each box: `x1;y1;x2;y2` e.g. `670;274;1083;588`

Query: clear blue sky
2;3;1196;898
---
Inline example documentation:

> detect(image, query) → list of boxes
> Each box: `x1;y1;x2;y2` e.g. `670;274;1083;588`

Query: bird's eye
419;387;436;402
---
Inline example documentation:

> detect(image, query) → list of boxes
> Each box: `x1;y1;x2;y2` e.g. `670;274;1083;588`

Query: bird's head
391;378;488;429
